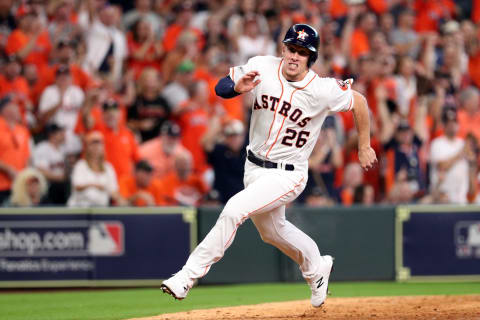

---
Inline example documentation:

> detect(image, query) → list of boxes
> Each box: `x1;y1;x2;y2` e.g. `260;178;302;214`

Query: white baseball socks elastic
307;255;334;308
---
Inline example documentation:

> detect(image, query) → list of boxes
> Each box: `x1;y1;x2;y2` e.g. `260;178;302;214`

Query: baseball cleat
308;255;334;308
161;270;193;301
161;284;182;300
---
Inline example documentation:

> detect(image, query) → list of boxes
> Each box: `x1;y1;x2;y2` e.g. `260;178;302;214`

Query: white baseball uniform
182;55;354;281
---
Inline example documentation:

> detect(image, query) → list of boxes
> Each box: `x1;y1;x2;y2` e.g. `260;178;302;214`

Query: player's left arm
351;90;377;170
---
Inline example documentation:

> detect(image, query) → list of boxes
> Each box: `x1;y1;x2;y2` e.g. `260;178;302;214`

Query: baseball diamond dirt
129;295;480;320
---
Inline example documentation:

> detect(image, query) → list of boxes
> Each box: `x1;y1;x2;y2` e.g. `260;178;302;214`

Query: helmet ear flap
308;52;318;68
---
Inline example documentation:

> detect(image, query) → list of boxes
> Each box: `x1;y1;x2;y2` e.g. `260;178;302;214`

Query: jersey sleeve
229;56;261;83
319;78;354;113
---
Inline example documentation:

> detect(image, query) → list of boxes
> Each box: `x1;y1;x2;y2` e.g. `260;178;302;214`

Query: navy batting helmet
282;24;319;67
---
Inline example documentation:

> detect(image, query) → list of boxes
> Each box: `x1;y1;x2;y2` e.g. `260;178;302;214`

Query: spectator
38;64;84;153
0;54;27;97
202;118;246;204
0;96;30;203
75;83;128;139
436;41;464;94
119;160;165;206
160;150;209;206
207;51;244;121
203;14;230;50
23;63;38;104
139;121;188;180
32;123;68;205
47;0;81;46
162;60;195;112
83;98;140;181
123;0;164;38
353;184;375;205
5;10;51;74
382;120;425;197
465;133;479;203
378;79;427;197
304;186;335;207
0;0;16;50
6;167;48;207
226;0;268;40
379;11;394;36
28;39;94;107
390;9;420;58
387;168;420;204
466;21;480;88
162;1;204;53
394;55;417;117
232;14;276;65
429;107;469;204
351;11;377;59
338;163;364;206
22;0;49;28
0;53;32;122
369;30;393;57
44;39;95;92
83;4;127;82
414;0;455;33
128;68;170;142
176;80;211;177
164;30;202;83
457;87;480;142
68;131;126;207
126;19;163;79
306;116;344;200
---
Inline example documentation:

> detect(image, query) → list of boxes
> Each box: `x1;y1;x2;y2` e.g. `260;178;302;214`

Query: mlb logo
467;223;480;246
455;221;480;259
88;222;124;256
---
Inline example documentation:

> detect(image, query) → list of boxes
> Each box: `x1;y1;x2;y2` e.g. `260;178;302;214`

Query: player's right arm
215;56;265;99
215;71;261;98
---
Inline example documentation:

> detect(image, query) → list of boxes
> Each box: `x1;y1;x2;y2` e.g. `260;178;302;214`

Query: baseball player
161;24;377;308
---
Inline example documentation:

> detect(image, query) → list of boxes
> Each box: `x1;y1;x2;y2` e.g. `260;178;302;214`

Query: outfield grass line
0;281;479;320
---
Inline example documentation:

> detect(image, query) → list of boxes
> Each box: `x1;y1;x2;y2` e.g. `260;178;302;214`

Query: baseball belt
247;150;295;171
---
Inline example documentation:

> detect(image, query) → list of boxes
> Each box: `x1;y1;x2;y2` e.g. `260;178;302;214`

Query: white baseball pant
182;160;323;280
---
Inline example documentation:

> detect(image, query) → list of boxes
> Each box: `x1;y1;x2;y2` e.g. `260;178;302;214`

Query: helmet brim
283;39;317;53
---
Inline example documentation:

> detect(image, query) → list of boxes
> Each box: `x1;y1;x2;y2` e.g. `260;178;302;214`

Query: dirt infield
130;295;480;320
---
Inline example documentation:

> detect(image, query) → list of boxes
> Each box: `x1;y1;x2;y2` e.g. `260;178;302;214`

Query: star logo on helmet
296;29;308;41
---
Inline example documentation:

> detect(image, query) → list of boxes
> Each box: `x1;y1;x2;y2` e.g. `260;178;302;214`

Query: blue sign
0;209;195;285
402;211;480;277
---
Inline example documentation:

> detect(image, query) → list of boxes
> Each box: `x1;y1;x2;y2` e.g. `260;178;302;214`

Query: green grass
1;282;479;320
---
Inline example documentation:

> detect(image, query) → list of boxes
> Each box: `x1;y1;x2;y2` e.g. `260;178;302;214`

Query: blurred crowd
0;0;479;207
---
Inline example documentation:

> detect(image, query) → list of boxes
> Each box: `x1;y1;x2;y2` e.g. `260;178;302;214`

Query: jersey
229;56;353;172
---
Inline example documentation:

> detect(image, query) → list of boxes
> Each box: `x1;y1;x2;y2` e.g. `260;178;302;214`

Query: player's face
282;44;310;81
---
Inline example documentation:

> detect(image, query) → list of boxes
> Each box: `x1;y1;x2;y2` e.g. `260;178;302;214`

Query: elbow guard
215;75;241;99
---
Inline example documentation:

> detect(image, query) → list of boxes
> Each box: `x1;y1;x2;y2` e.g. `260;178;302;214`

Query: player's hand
234;71;261;94
358;146;377;171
